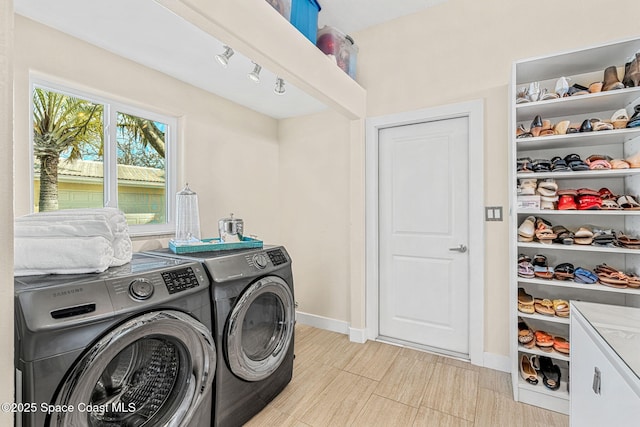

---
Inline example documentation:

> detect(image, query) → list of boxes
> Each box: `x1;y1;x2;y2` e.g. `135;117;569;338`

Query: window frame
29;77;178;236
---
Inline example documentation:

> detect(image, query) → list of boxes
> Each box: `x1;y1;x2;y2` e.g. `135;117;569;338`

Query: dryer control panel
162;267;200;294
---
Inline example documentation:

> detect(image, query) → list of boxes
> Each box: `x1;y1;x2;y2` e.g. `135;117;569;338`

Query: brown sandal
534;298;555;316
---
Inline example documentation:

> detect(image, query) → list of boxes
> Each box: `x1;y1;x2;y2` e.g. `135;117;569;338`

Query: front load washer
14;253;216;427
146;246;295;427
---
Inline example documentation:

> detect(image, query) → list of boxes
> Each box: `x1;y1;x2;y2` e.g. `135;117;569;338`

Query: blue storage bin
290;0;321;43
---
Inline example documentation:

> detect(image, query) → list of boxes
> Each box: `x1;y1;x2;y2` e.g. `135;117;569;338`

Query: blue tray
169;237;263;254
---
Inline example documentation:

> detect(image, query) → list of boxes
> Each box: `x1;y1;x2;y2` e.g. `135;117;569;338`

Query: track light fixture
215;45;234;67
248;63;262;83
274;77;286;95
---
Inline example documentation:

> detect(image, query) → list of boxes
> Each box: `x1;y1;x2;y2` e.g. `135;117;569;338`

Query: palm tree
33;88;102;211
32;88;167;211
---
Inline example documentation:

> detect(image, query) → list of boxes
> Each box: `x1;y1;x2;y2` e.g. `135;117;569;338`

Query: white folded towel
14;219;113;240
14;236;113;276
112;235;133;267
18;207;128;235
15;208;133;272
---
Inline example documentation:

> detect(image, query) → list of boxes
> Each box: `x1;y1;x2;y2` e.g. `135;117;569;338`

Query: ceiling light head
248;63;262;83
274;77;286;95
215;45;234;67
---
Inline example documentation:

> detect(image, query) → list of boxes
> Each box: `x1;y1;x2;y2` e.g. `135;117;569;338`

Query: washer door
226;276;294;381
50;310;215;427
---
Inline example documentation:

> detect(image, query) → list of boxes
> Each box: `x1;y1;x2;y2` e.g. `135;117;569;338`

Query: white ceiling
318;0;446;35
14;0;445;119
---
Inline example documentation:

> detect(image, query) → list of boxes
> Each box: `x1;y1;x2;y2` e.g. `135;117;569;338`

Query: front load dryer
146;246;295;427
14;253;216;427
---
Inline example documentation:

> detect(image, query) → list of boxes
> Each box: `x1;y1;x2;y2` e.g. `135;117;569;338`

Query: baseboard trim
295;312;509;369
295;311;349;335
348;327;367;343
483;352;511;373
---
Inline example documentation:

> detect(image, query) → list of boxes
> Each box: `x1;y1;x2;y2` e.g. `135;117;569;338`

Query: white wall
0;0;14;424
13;16;281;244
7;4;640;402
352;0;640;356
278;110;352;322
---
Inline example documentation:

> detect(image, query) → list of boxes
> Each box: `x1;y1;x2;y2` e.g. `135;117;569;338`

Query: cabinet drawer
570;314;640;427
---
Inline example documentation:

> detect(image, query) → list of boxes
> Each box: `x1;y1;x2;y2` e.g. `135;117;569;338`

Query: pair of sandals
617;233;640;249
521;352;565;391
517;178;537;195
533;298;570;317
574;267;598;284
562;153;589;171
533;331;570;356
617;195;640;210
517;288;569;318
594;263;640;289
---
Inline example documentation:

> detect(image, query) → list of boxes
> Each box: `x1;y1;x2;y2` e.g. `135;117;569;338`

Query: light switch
485;206;503;221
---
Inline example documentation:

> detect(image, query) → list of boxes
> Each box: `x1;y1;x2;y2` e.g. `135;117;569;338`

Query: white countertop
572;301;640;383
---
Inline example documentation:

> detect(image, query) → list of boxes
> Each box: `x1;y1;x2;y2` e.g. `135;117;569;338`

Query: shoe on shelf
553;120;570;135
555;76;570;97
520;355;539;385
530;115;543;137
553;337;570;354
517;287;535;313
603;65;625;91
626;105;640;128
623;52;640;88
589;81;603;93
518;318;535;348
538;356;561;390
579;119;593;132
611;108;629;129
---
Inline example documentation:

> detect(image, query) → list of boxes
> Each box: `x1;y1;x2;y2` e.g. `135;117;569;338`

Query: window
30;80;177;235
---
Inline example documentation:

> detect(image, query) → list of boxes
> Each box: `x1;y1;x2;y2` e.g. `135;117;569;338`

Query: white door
378;117;470;356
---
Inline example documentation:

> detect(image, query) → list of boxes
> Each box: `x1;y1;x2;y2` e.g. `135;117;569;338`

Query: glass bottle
174;183;201;243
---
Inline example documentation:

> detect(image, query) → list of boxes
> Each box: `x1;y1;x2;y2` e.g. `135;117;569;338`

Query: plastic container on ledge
291;0;321;43
265;0;291;21
316;25;358;80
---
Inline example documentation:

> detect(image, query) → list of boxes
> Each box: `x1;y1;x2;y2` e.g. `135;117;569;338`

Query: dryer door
49;310;215;427
226;276;295;381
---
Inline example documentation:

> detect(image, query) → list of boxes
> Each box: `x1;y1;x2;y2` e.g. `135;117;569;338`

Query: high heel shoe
520;355;539;385
623;53;640;88
530;115;543;137
627;105;640;128
555;76;570;97
579;119;593;132
602;65;625;91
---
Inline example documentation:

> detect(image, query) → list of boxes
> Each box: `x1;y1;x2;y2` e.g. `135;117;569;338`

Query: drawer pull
592;367;601;395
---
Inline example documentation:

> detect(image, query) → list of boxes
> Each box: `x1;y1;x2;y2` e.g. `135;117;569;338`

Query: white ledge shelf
517;242;640;255
516;127;640;151
518;277;640;295
158;0;366;119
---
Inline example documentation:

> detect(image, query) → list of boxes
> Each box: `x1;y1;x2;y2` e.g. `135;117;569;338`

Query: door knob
449;244;467;253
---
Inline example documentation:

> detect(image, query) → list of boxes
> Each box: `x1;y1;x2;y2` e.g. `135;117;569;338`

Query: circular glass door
50;310;215;427
226;276;294;381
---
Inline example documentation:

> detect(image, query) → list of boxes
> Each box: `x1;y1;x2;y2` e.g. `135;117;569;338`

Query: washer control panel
161;267;200;294
129;278;154;300
252;253;269;269
267;249;287;266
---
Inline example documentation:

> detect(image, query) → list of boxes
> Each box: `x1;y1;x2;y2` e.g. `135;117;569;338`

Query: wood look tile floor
245;324;569;427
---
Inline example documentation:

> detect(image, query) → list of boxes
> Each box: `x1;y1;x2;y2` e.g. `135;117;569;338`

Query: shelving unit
509;37;640;414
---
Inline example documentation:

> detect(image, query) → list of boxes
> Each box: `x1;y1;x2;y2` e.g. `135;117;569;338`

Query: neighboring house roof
35;159;165;185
